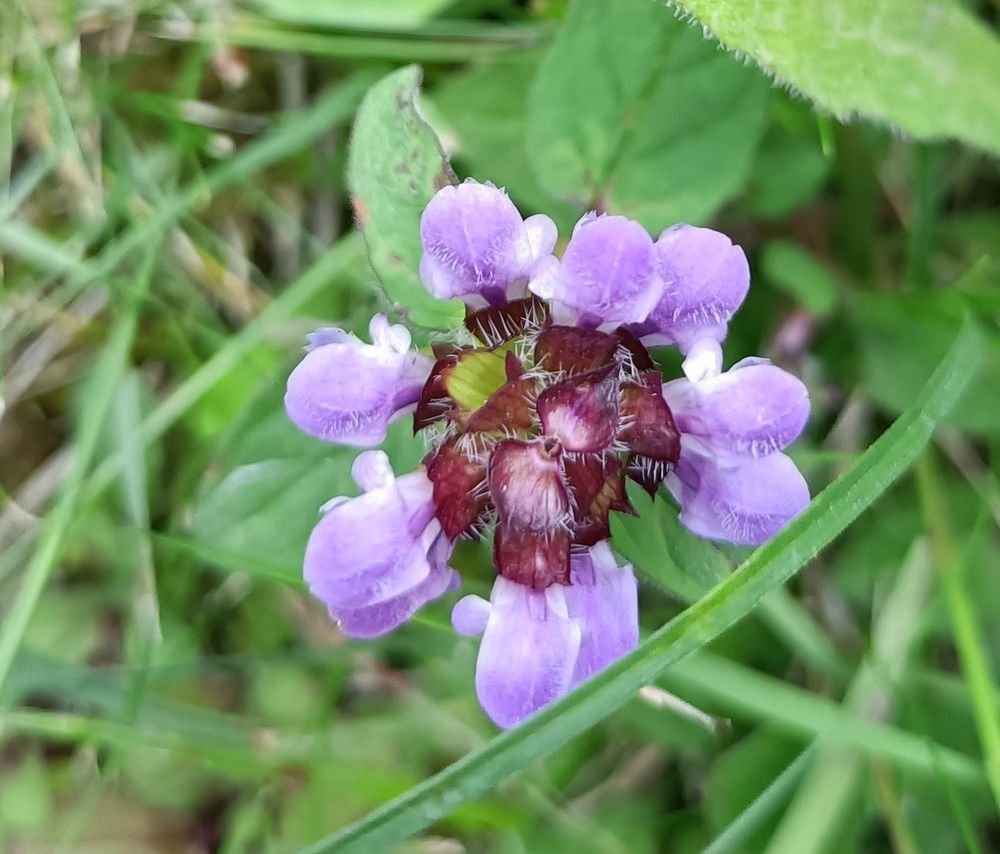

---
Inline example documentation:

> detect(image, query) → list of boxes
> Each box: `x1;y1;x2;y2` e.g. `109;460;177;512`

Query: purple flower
529;213;663;328
285;175;812;729
285;315;433;447
451;543;637;728
419;180;557;307
304;451;458;638
663;359;811;545
638;224;750;353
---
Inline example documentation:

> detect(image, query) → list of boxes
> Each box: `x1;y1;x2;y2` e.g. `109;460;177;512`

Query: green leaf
432;61;579;231
670;0;1000;156
347;66;465;330
190;456;354;582
851;280;1000;437
760;240;838;317
740;104;831;220
611;482;728;601
302;318;984;853
527;0;769;231
248;0;455;30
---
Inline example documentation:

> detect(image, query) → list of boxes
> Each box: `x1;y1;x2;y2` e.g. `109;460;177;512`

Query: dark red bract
417;301;681;589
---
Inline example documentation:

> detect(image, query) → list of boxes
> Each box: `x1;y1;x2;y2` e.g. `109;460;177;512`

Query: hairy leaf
669;0;1000;155
527;0;769;231
348;66;465;330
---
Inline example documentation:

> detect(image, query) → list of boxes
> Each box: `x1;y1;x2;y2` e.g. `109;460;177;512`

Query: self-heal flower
285;314;432;447
287;175;811;729
419;180;557;306
529;212;663;328
304;451;458;637
637;223;750;354
452;542;637;728
663;359;811;545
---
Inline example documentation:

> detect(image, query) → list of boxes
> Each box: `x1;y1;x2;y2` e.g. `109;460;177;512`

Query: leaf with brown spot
464;378;537;434
348;66;465;330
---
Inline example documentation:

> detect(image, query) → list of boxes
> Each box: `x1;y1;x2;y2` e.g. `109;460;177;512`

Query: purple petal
475;578;581;729
663;362;809;465
668;451;810;546
306;327;354;351
451;594;490;637
285;315;433;447
565;543;638;685
419;180;557;306
529;213;663;329
304;468;439;610
644;224;750;352
331;535;459;639
350;450;396;493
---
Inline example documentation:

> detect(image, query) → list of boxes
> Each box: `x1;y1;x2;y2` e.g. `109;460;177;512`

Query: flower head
286;179;810;728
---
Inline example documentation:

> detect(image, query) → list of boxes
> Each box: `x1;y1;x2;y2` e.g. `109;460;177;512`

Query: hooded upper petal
642;224;750;352
529;213;663;329
419;180;557;306
663;361;809;466
564;543;638;685
304;452;456;635
667;451;810;546
474;577;581;729
285;315;433;447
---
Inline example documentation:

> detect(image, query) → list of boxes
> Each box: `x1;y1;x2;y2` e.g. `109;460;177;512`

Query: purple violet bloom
304;451;459;638
452;542;636;728
286;178;811;729
529;212;663;328
662;359;811;545
638;223;750;354
419;180;557;307
285;314;433;447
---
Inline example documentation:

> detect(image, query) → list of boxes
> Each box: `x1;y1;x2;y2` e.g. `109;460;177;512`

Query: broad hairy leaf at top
670;0;1000;156
302;314;984;852
347;65;465;330
527;0;769;232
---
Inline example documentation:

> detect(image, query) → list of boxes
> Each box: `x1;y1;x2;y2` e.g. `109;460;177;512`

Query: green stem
916;451;1000;815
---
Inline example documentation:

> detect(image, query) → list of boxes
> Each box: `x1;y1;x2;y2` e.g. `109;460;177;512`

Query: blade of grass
167;15;547;63
84;234;362;500
757;588;852;685
111;373;162;724
0;242;159;698
664;650;981;787
916;451;1000;814
764;535;936;852
703;747;815;854
301;318;983;853
1;74;372;347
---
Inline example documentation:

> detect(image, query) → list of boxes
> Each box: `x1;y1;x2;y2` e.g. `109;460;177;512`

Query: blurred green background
1;0;999;851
